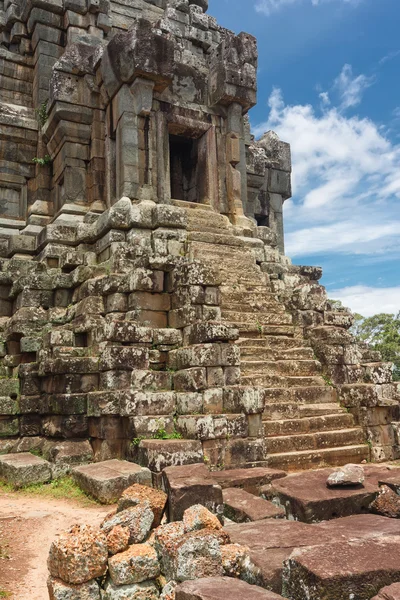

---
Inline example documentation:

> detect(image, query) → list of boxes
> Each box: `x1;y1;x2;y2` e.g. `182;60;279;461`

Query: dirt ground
0;491;112;599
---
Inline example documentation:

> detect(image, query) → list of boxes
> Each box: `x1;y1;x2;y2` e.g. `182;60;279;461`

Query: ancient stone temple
0;0;398;475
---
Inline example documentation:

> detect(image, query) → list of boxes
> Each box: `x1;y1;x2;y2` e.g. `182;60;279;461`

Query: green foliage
35;100;48;128
354;311;400;381
0;590;11;598
153;427;183;440
330;300;400;382
32;154;52;167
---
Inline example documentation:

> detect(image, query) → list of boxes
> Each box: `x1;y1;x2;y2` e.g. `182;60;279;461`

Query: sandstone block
183;504;222;533
48;524;108;585
108;543;160;585
175;577;285;599
138;439;203;473
162;463;223;521
373;583;400;600
106;525;130;556
221;543;250;578
47;577;101;600
271;468;378;522
101;504;154;544
102;579;160;600
175;529;223;582
283;537;400;600
370;485;400;518
223;487;285;522
71;459;151;503
0;452;52;487
118;483;167;528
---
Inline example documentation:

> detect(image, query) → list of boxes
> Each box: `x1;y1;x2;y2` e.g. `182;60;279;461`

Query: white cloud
333;64;375;109
253;84;400;258
255;0;360;16
330;285;400;317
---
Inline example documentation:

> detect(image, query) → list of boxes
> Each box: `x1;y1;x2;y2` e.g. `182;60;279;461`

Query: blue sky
209;0;400;316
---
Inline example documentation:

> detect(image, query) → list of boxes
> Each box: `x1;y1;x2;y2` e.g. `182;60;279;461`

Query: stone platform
226;514;400;595
270;464;400;522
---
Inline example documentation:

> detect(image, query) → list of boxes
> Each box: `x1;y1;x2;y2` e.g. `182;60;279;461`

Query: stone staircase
179;201;369;471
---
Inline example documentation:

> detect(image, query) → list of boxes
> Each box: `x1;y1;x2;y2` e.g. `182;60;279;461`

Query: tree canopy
328;300;400;381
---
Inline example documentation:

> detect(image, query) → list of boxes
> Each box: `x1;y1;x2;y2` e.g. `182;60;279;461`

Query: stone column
113;78;155;202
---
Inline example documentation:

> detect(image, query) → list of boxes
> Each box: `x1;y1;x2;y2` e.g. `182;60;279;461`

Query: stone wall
0;0;398;471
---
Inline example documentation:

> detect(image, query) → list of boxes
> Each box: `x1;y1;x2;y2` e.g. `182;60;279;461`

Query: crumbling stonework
0;0;397;476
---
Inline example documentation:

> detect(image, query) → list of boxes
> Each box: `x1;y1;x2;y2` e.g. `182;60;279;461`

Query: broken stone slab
326;463;365;488
162;463;223;522
271;467;378;522
370;485;400;518
71;459;152;503
223;487;285;522
47;576;101;600
210;466;286;495
282;537;400;600
225;519;335;593
175;576;285;599
0;452;52;487
373;583;400;600
48;524;108;585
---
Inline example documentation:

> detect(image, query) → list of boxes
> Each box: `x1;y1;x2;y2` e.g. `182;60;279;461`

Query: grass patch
0;476;98;506
0;590;11;598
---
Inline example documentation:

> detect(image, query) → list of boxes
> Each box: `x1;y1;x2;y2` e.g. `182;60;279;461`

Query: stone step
241;374;326;388
188;231;244;247
262;386;337;406
237;336;302;350
221;301;284;314
241;359;321;377
226;324;296;337
240;347;315;360
223;311;293;326
267;444;370;471
173;199;214;212
263;413;355;436
265;428;365;454
221;299;286;312
263;402;346;420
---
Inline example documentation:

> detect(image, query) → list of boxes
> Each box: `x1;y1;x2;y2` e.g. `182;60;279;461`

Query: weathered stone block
0;452;52;487
71;460;152;503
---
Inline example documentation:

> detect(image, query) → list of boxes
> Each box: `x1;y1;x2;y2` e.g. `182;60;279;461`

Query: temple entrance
169;134;199;203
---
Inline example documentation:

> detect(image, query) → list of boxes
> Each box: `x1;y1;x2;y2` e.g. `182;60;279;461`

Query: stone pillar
226;103;244;219
113;79;155;202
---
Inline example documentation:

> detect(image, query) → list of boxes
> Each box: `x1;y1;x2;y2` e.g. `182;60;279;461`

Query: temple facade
0;0;398;473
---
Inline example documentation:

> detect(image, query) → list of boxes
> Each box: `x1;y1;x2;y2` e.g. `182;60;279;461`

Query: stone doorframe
156;107;219;210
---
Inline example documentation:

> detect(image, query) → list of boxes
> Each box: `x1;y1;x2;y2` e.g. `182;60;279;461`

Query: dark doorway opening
169;134;199;202
255;214;268;227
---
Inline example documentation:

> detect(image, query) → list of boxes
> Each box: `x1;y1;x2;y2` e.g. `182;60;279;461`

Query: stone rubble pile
47;483;252;600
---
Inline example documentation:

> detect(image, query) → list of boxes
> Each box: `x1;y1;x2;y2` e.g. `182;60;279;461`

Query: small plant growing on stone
322;374;334;387
35;99;48;128
32;154;52;167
